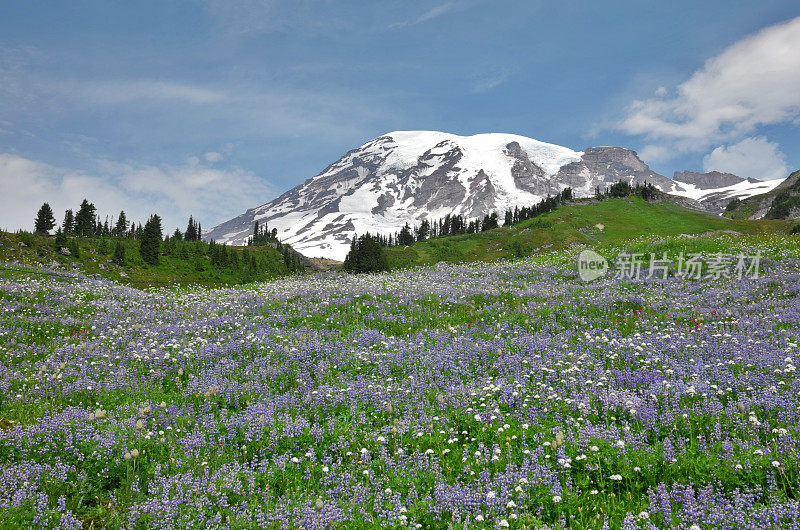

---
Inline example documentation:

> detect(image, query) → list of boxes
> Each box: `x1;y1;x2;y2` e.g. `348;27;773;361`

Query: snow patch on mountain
205;131;781;260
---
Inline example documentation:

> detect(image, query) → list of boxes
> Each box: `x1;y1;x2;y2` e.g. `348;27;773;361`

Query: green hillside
385;196;791;268
0;232;302;287
724;169;800;220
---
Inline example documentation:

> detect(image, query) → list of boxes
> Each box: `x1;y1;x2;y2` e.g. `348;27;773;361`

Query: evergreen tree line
342;233;387;274
593;181;658;201
34;199;205;242
343;182;656;272
248;220;279;246
502;187;573;227
246;220;302;271
369;211;503;249
31;199;302;276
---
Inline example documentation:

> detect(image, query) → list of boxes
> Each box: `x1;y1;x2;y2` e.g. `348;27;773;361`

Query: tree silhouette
34;203;56;234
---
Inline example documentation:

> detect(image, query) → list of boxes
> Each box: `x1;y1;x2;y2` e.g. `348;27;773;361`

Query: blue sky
1;1;799;232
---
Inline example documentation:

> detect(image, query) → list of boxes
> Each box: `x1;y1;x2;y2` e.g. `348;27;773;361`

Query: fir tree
139;214;163;265
185;216;197;241
62;209;75;234
416;219;430;241
34;202;56;234
113;211;128;237
397;223;415;246
343;233;388;274
73;199;97;237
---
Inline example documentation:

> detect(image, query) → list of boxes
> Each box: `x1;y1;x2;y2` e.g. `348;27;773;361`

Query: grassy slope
386;197;789;268
0;232;294;287
724;169;800;220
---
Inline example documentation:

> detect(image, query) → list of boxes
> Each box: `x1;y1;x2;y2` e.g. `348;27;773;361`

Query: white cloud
702;136;788;181
204;151;224;163
415;3;459;24
0;153;273;233
391;2;464;28
64;80;229;105
619;16;800;154
471;68;512;93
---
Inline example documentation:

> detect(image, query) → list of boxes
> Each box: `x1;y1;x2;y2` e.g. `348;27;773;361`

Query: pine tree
398;223;415;246
113;211;128;237
343;233;388;274
185;216;197;241
34;202;56;234
416;219;430;241
139;214;163;265
73;199;97;237
62;209;75;234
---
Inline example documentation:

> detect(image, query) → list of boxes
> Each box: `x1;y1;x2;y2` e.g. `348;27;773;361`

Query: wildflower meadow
1;235;799;528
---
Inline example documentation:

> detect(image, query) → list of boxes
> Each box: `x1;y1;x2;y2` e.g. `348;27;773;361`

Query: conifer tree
34;202;56;234
62;209;75;234
73;199;97;237
185;216;197;241
343;233;388;274
113;211;128;237
416;219;430;241
139;214;163;265
398;223;415;246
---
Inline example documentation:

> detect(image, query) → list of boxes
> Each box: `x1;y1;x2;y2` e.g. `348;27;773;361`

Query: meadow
1;233;799;528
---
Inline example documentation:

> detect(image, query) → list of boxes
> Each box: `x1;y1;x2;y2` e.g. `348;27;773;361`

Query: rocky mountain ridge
205;131;782;259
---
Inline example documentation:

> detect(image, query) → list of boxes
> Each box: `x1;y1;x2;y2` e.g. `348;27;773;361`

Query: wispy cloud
618;16;800;162
391;2;464;29
471;68;512;93
65;80;230;105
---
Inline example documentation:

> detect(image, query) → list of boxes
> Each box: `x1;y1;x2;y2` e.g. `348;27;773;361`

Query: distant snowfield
204;131;784;260
670;178;781;203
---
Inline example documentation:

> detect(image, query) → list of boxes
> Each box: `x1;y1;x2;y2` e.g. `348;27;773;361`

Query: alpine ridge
205;131;782;260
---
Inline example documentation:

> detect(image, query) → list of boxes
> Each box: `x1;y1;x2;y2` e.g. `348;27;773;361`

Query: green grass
386;197;791;268
724;169;800;220
0;232;297;287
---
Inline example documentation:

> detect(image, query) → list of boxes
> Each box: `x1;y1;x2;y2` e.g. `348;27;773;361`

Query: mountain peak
672;170;749;190
205;131;778;260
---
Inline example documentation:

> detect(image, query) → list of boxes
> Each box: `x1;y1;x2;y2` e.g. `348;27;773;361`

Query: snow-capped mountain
205;131;782;260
